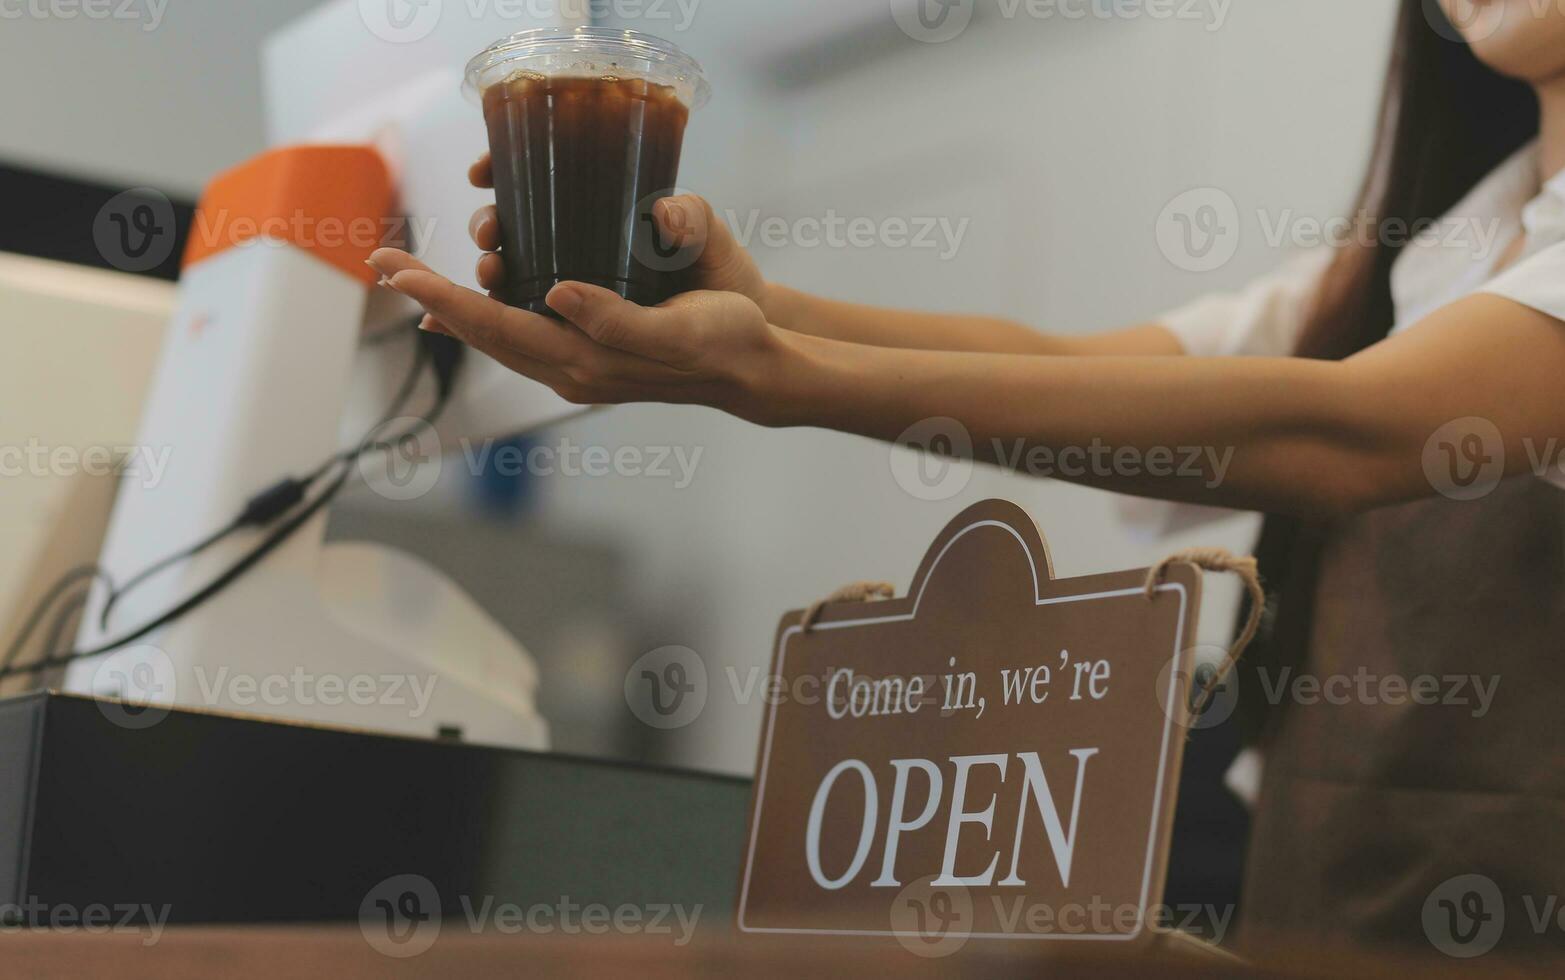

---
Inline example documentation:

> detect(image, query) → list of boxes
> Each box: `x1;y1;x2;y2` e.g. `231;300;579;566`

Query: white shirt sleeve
1480;241;1565;324
1157;248;1336;357
1120;249;1334;538
1479;241;1565;492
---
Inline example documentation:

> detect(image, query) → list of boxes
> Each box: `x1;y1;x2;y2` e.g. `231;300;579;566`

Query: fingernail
548;285;584;319
379;275;403;293
417;314;434;332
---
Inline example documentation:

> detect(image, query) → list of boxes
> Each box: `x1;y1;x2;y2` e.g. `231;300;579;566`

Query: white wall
0;0;325;194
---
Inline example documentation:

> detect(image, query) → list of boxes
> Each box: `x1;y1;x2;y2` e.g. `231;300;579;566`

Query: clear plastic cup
464;28;711;316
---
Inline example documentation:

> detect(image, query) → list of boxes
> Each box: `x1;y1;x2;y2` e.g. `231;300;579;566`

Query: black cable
34;415;449;674
0;565;113;673
97;327;435;632
0;324;465;682
41;590;92;665
3;460;355;678
98;520;243;630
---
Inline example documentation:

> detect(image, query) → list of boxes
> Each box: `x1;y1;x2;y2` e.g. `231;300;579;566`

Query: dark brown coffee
482;73;692;316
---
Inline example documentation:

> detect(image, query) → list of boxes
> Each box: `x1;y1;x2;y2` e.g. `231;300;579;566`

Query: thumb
652;194;718;260
546;281;693;366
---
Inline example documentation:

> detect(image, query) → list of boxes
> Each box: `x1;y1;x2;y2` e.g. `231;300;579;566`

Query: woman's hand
366;247;802;427
466;154;774;316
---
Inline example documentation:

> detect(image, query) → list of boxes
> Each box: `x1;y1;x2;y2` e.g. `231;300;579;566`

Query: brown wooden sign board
737;499;1203;946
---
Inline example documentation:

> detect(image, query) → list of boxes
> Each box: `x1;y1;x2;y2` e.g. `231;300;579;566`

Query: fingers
369;249;705;406
652;194;713;254
369;248;579;366
545;281;696;367
468;154;493;189
469;204;503;288
476;252;505;292
469;205;500;251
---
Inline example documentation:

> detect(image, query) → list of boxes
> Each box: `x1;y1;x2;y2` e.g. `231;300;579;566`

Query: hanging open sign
736;499;1208;945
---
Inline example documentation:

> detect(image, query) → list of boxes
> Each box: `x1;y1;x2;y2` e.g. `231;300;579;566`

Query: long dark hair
1294;0;1537;360
1240;0;1539;742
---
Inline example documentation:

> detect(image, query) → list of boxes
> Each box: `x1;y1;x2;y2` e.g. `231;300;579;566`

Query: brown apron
1239;476;1565;959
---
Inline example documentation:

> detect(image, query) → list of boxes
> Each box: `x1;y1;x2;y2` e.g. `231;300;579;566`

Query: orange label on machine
182;145;394;285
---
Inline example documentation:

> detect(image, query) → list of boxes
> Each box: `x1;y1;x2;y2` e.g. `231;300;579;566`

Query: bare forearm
378;241;1565;513
768;332;1412;518
762;283;1182;357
